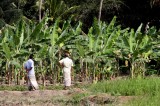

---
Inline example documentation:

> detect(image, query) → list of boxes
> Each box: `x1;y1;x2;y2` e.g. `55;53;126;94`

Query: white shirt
59;57;73;71
24;59;35;76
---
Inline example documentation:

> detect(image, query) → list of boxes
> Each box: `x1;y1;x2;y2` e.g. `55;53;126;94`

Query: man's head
29;54;34;59
64;51;70;57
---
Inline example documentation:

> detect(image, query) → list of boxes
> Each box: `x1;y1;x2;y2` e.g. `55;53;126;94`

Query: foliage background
0;0;160;85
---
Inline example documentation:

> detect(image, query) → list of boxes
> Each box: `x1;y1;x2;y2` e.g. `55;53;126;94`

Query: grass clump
126;92;160;106
39;84;64;90
87;77;160;105
67;93;90;105
88;77;160;96
0;85;27;91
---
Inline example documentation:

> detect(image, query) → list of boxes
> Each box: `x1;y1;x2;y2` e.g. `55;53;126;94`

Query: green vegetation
127;94;160;106
0;85;27;91
88;77;160;105
0;1;159;85
1;77;160;105
0;16;159;85
88;77;160;96
68;93;90;104
0;0;160;105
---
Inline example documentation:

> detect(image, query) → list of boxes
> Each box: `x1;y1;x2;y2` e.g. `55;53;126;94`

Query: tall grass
0;85;27;91
88;77;160;96
87;77;160;105
126;92;160;106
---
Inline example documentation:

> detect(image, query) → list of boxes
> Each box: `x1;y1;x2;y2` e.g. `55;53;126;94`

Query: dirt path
0;88;88;106
0;89;134;106
0;90;70;106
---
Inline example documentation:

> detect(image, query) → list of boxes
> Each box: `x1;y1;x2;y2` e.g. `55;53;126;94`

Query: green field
0;77;160;106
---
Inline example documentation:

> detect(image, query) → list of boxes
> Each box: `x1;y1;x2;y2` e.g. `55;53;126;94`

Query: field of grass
87;77;160;106
0;77;160;105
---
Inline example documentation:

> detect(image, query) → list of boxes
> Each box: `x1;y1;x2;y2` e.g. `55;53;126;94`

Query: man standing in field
24;54;39;91
59;51;73;90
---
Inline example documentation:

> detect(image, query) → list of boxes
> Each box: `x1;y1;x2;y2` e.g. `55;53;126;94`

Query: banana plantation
0;16;160;86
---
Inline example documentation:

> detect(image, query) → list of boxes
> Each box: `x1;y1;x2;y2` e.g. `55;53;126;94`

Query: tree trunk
80;57;84;82
17;71;20;85
39;0;43;22
98;0;104;24
42;74;46;86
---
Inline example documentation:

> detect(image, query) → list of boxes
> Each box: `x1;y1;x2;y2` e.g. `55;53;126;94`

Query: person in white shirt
59;51;73;90
24;54;38;91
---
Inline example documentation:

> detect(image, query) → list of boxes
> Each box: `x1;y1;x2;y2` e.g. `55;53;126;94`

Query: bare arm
59;60;64;68
25;67;32;73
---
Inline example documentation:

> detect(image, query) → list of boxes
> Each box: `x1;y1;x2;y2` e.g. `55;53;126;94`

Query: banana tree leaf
135;23;143;37
94;33;102;52
121;34;130;49
19;29;24;47
31;43;43;48
147;26;157;36
106;16;116;32
10;60;21;68
151;51;160;59
103;29;120;51
62;20;71;31
76;43;85;57
50;19;59;46
56;29;68;44
88;27;94;51
102;48;115;55
129;29;135;53
48;46;57;58
74;21;82;35
2;27;9;43
37;31;46;41
4;24;16;30
139;45;152;53
30;18;47;41
83;57;94;63
34;58;42;62
92;18;100;36
59;6;80;18
13;20;24;46
13;50;29;58
77;35;88;40
37;44;48;58
139;35;150;49
86;51;95;56
120;27;130;33
2;43;11;60
143;50;152;59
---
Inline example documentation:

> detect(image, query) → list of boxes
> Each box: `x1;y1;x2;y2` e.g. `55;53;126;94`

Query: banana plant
48;18;78;83
146;26;160;75
0;17;48;85
45;0;79;20
35;44;48;86
86;16;121;82
9;19;32;85
0;20;25;84
1;26;14;85
117;24;152;78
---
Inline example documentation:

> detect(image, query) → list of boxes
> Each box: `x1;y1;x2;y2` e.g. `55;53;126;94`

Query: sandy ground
0;88;134;106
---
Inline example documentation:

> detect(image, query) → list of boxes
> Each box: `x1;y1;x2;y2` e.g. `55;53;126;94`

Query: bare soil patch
0;88;134;106
81;93;134;106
